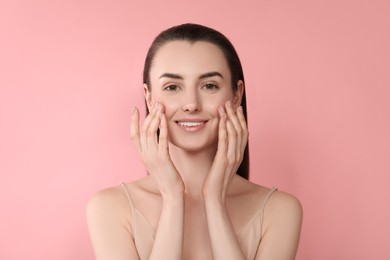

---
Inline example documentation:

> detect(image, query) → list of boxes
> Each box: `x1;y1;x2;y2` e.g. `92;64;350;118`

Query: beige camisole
120;183;277;260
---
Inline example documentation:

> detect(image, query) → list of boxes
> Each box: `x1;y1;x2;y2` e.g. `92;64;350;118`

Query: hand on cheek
130;103;184;198
202;101;248;201
224;100;248;172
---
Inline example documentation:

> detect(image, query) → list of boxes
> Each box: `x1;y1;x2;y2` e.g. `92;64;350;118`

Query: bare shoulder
264;189;303;224
86;184;128;224
229;176;302;232
86;177;154;219
261;187;303;257
86;179;150;259
87;184;124;205
231;177;303;259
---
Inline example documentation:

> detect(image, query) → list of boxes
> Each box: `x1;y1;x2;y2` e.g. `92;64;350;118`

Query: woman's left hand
202;100;248;203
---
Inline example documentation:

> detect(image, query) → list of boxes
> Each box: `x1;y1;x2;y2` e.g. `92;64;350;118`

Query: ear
233;80;244;108
143;83;152;111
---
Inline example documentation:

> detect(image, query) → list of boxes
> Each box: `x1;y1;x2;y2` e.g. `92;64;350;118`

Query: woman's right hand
130;102;184;198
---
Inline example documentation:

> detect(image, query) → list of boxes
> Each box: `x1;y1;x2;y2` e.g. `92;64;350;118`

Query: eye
202;83;219;92
163;84;179;91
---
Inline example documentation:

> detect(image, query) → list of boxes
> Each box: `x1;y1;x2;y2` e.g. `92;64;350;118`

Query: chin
169;137;217;153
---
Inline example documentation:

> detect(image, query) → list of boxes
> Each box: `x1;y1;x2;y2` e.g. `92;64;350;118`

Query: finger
216;107;228;160
141;102;159;149
236;106;248;153
146;103;162;148
226;119;237;171
130;107;142;154
225;100;242;136
225;101;242;159
158;112;168;155
225;101;242;165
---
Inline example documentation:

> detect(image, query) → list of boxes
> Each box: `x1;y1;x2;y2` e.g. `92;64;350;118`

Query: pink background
1;0;389;259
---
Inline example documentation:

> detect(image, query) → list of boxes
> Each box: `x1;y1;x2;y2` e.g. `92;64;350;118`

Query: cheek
213;104;222;115
211;90;233;108
160;101;176;117
208;97;230;113
149;93;173;113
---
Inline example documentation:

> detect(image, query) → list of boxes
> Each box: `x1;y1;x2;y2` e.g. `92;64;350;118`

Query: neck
168;143;216;198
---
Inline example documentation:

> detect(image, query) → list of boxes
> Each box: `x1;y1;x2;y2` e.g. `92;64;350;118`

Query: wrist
161;191;184;204
203;195;226;208
158;179;185;200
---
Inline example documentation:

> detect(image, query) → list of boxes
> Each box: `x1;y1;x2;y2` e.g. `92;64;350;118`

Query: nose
181;89;200;112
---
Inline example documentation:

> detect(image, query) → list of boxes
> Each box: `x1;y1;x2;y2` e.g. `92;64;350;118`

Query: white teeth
178;122;204;127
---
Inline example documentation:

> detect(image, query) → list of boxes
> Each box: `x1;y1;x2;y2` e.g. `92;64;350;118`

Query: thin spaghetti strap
120;182;135;236
259;187;278;237
120;182;135;211
252;187;278;258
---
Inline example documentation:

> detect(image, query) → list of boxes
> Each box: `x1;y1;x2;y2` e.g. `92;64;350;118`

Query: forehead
150;40;230;78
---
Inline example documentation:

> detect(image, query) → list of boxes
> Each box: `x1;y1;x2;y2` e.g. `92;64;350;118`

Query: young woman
87;23;302;260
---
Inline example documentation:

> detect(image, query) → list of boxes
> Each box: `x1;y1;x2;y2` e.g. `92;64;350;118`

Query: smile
177;122;205;127
175;120;208;132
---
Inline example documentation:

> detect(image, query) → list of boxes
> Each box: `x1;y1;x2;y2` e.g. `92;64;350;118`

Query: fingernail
226;100;232;107
238;106;243;113
132;107;136;115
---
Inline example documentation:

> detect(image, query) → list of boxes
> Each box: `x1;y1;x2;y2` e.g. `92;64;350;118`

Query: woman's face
146;40;243;152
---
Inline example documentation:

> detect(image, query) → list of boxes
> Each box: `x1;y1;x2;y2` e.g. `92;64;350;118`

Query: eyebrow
159;71;224;80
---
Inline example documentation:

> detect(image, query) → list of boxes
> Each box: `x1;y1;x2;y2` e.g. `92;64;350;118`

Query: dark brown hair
143;23;250;179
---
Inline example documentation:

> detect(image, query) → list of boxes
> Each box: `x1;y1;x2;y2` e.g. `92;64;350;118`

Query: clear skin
87;41;303;260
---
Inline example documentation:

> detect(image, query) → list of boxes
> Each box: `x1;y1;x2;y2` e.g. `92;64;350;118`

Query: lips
175;119;208;131
177;121;205;127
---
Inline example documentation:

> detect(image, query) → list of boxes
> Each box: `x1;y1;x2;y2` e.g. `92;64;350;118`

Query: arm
202;101;248;260
131;103;185;260
149;194;184;259
204;198;246;260
255;192;303;260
